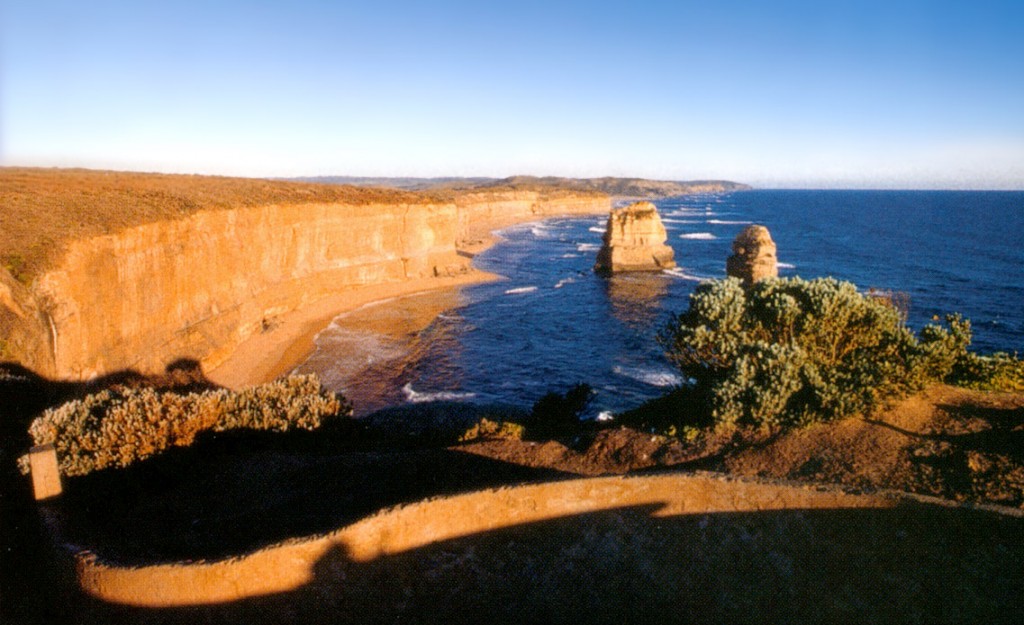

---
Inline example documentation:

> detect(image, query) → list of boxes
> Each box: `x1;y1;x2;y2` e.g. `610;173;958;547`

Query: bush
524;383;593;439
658;277;970;430
18;375;351;477
458;418;526;442
948;352;1024;392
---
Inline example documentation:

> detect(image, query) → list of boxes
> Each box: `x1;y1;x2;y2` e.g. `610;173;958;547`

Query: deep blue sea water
298;190;1024;417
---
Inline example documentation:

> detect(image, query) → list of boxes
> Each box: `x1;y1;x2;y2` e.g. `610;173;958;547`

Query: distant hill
294;175;751;197
293;176;494;191
494;176;751;198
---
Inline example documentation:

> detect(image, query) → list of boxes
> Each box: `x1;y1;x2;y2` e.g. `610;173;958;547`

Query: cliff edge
0;169;610;380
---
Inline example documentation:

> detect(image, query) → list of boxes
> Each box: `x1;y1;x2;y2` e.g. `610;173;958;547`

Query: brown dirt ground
40;384;1024;566
3;379;1023;623
456;385;1024;510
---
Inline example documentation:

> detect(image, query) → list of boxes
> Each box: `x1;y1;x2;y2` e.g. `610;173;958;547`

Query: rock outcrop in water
726;225;778;285
594;202;676;274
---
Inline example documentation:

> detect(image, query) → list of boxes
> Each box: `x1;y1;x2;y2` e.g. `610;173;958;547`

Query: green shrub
18;375;351;477
458;418;526;442
948;352;1024;392
524;383;593;439
1;254;29;284
658;277;970;430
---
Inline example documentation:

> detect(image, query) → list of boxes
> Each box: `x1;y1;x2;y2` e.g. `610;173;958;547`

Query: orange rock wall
7;192;609;378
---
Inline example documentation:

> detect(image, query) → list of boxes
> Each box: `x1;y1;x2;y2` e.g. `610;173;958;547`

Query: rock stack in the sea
594;202;676;273
726;225;778;285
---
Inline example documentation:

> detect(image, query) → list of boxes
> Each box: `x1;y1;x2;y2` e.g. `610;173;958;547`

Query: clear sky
2;0;1023;188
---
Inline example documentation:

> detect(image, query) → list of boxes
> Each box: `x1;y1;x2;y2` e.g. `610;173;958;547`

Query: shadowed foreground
63;474;1024;625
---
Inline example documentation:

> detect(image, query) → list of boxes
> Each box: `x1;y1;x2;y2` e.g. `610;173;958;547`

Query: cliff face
594;202;676;273
2;191;609;379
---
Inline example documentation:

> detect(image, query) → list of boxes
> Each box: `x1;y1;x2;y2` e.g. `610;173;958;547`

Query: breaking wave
663;267;705;281
679;232;717;240
613;365;683;387
402;383;476;403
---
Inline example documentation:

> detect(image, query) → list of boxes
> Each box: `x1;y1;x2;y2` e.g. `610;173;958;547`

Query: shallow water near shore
297;190;1024;417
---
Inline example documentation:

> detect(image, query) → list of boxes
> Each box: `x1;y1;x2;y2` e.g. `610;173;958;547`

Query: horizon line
3;164;1022;193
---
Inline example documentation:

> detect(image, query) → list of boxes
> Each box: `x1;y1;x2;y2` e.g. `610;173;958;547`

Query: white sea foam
561;253;580;258
663;268;705;281
588;226;606;233
777;262;797;269
554;277;575;289
661;218;701;224
596;411;615;422
577;243;601;252
707;219;753;225
402;383;476;403
613;365;683;387
679;232;717;240
505;286;538;295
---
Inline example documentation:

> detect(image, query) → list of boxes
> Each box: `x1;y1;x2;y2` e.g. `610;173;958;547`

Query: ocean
296;190;1024;417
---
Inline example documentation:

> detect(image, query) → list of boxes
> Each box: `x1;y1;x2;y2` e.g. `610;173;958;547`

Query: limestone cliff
726;225;778;285
1;182;609;379
594;202;676;274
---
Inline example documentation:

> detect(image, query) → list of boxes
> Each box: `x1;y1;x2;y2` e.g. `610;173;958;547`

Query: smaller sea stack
726;225;778;285
594;202;676;274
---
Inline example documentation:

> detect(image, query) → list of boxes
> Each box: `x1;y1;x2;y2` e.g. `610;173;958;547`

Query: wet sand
207;228;505;390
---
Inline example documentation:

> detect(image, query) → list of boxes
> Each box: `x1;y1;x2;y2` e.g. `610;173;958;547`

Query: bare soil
4;377;1023;623
42;384;1024;565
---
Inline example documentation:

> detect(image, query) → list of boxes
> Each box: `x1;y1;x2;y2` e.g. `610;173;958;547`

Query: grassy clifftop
0;168;427;282
0;168;605;282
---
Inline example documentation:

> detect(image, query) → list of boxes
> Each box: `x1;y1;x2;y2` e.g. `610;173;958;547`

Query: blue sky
2;0;1022;188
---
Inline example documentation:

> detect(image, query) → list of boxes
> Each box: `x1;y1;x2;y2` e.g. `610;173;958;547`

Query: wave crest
613;366;683;387
402;383;476;403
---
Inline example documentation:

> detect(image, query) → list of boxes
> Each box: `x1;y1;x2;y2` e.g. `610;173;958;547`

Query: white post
29;443;62;500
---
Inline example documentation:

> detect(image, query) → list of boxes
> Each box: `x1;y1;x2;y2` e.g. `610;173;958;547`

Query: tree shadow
72;502;1024;625
0;359;216;447
0;359;215;624
864;402;1024;459
56;445;572;564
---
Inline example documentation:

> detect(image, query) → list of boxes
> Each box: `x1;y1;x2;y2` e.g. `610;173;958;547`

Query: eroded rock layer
725;224;778;285
594;201;676;273
1;188;609;379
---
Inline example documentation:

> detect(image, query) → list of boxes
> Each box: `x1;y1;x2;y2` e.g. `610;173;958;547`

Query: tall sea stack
726;225;778;285
594;202;676;274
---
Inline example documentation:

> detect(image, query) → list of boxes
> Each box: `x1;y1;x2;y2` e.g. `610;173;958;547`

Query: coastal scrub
18;374;351;477
658;277;971;430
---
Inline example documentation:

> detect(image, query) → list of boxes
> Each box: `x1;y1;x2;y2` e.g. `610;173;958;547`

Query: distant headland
292;174;751;198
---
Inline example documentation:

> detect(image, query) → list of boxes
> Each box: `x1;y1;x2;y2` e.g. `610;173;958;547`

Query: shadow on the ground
865;401;1024;459
56;439;572;563
74;503;1024;625
0;359;221;625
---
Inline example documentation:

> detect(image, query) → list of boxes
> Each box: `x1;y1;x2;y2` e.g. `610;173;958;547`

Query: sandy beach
207;226;509;390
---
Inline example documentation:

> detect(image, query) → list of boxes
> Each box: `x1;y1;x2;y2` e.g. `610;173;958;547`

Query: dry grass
0;168;424;281
0;168;607;282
